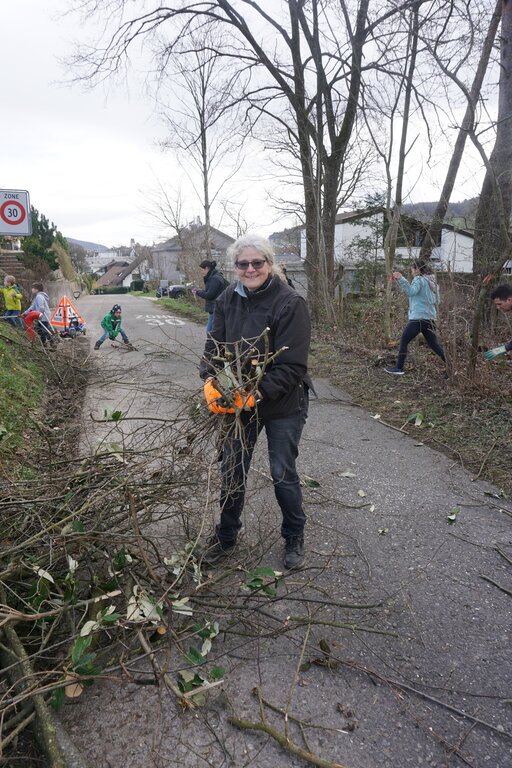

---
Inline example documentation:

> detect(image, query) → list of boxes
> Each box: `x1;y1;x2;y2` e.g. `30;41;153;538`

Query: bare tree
362;2;421;341
69;0;426;321
417;0;510;373
472;1;512;276
142;179;189;248
156;24;246;258
419;0;502;260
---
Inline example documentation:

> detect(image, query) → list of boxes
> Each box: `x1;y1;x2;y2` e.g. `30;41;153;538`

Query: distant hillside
66;237;109;252
403;198;479;228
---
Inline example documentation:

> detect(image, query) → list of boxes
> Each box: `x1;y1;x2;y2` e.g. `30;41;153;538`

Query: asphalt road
61;294;512;768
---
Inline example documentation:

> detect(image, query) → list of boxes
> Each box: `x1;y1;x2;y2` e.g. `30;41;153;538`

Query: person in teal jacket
385;260;446;375
94;304;130;350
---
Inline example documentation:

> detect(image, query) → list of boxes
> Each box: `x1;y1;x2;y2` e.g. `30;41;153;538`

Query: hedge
93;286;130;295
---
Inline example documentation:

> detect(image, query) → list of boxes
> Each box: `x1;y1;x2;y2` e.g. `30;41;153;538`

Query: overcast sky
3;1;489;249
3;1;208;247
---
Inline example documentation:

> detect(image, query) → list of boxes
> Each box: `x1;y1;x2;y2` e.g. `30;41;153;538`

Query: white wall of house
301;215;474;273
432;230;473;273
301;218;380;263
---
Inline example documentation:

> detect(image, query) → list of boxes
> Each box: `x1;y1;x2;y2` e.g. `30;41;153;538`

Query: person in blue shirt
385;260;446;376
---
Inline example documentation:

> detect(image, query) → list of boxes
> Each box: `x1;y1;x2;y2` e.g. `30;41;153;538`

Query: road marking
135;314;186;326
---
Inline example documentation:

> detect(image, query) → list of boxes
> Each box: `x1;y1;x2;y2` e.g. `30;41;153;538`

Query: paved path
62;295;512;768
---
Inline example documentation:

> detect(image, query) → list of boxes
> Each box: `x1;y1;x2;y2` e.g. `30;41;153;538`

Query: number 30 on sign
0;190;32;236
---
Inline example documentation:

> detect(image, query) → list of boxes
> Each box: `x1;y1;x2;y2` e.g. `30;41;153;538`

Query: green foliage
81;273;95;293
130;279;144;291
157;296;207;324
93;286;130;295
20;207;64;272
245;566;282;597
52;239;76;281
0;324;45;459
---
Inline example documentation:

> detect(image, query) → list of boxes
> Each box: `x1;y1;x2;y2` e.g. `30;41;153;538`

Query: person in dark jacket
192;260;228;332
280;264;294;288
484;284;512;360
199;235;312;570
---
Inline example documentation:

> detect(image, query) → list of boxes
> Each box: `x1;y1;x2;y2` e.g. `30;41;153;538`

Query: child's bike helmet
111;304;122;313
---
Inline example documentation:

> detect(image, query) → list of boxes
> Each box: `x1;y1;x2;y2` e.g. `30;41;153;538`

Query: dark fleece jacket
195;268;228;313
199;277;312;420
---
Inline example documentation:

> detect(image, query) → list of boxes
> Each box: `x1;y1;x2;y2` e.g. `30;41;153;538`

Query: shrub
93;286;130;295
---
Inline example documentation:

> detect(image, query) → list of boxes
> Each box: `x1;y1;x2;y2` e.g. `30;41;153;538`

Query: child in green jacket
94;304;130;350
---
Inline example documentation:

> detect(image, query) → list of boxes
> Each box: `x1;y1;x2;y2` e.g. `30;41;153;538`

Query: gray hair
227;234;275;265
227;234;288;282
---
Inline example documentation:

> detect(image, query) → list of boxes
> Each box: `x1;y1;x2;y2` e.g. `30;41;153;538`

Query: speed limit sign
0;190;32;236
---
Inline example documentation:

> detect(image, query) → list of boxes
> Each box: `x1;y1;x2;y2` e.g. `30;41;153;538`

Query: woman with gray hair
199;234;312;570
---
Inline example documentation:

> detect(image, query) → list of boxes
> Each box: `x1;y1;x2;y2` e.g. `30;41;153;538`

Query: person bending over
484;284;512;360
94;304;130;350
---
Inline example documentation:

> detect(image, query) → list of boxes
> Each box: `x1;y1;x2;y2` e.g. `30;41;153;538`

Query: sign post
0;190;32;236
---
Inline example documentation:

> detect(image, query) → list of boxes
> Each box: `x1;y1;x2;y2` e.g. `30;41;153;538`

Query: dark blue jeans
396;320;446;370
5;310;22;328
36;320;54;344
96;329;129;346
218;402;308;542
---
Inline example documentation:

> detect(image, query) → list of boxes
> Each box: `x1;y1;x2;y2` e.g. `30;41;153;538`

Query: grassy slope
0;325;45;457
156;296;207;323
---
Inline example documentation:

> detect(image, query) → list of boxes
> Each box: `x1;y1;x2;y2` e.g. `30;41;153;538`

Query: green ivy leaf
251;567;278;577
209;666;225;680
184;646;204;666
51;685;65;712
101;611;122;624
301;475;321;488
71;635;92;666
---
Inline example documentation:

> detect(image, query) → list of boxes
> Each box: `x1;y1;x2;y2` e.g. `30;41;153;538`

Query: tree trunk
383;5;418;341
469;0;512;374
420;0;502;259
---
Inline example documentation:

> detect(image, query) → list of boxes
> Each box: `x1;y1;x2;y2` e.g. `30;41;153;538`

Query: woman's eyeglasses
235;259;267;270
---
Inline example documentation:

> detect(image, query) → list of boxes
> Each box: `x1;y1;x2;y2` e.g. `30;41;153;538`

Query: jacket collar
235;276;275;298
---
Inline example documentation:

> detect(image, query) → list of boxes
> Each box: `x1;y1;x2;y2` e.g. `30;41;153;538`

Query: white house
300;208;474;273
431;224;474;273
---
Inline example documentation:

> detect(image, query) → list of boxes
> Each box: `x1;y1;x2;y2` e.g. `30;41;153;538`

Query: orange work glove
203;379;235;414
203;381;257;414
239;392;256;409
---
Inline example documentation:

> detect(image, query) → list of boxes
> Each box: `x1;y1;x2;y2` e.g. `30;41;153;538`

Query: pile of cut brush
0;347;220;765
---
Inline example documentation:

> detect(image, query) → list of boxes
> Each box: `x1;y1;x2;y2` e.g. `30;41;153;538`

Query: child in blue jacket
385;261;446;375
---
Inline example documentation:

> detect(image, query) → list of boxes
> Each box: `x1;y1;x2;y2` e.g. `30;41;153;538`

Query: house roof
334;207;475;239
440;222;474;239
335;207;385;225
101;259;129;271
96;253;147;287
152;225;235;253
